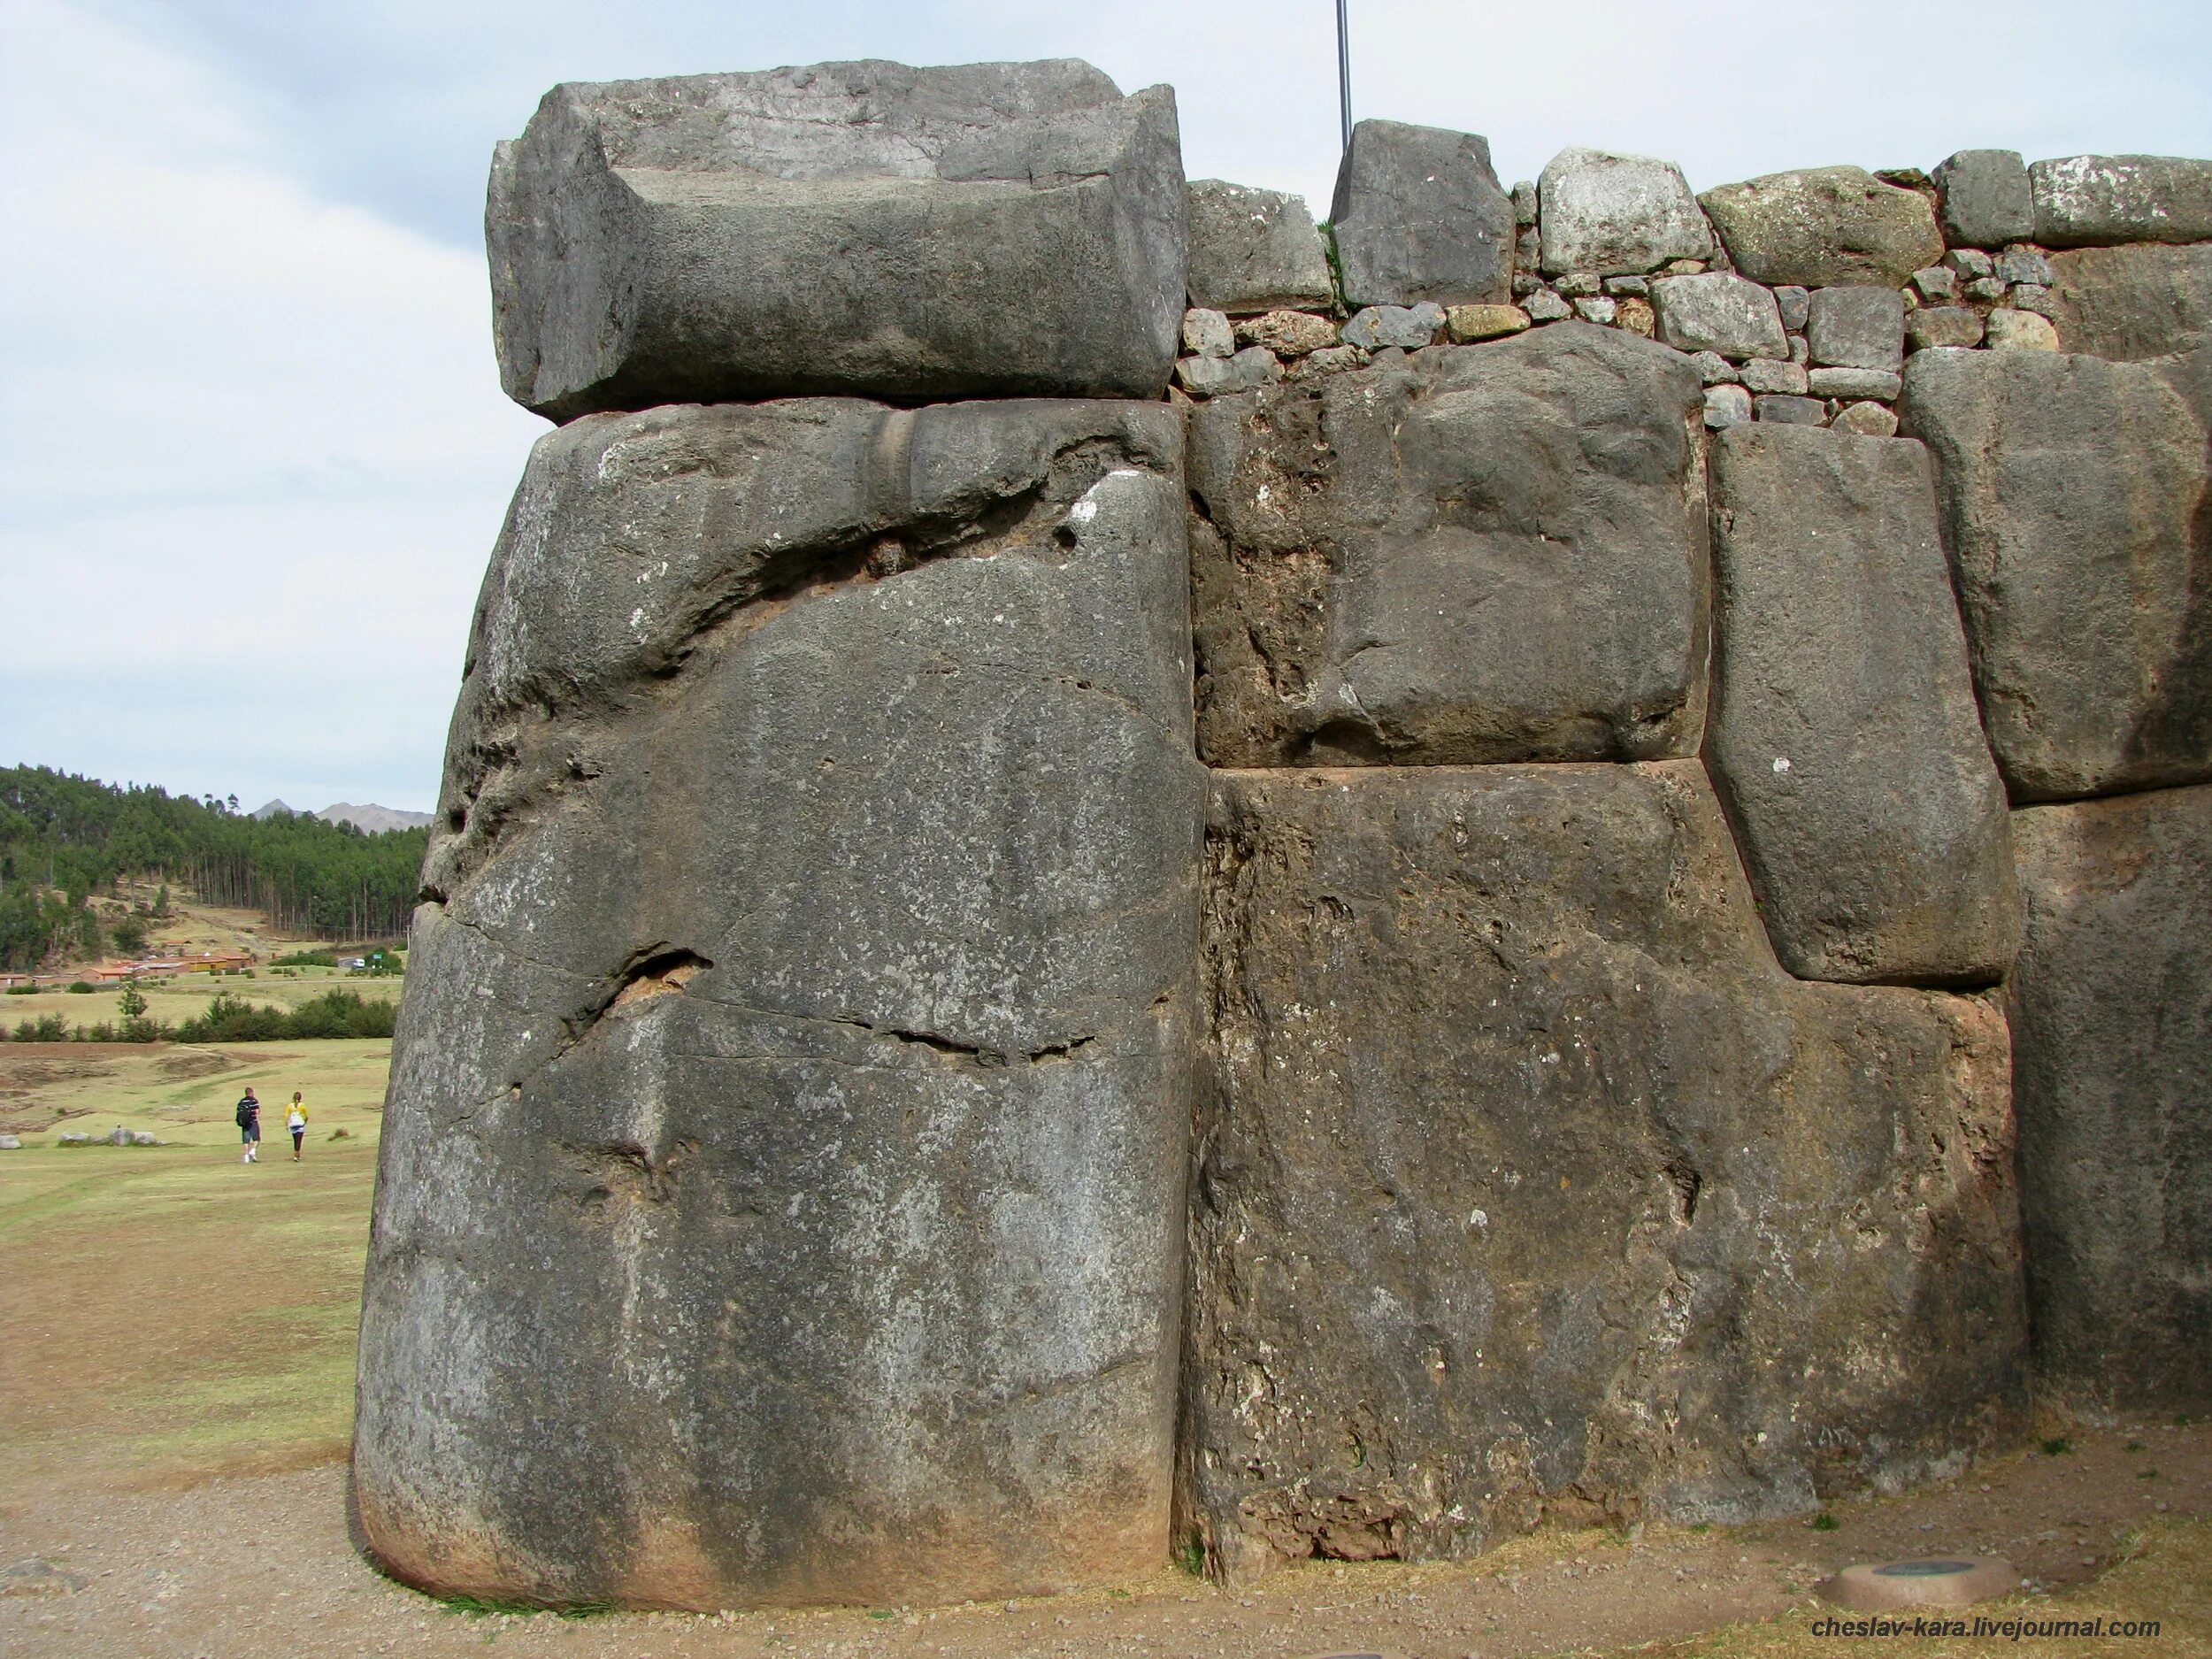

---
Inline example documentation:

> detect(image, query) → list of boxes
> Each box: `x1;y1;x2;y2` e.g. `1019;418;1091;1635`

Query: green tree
151;884;170;918
111;914;148;955
118;984;148;1022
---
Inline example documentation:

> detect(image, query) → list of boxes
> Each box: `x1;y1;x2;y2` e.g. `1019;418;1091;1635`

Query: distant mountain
250;799;432;833
318;803;435;833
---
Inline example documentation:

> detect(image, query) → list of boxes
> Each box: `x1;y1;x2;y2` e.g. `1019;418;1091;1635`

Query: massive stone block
1185;180;1333;313
1706;425;2018;984
1186;322;1709;766
1700;166;1943;288
2008;786;2212;1417
487;60;1186;419
2046;242;2212;363
1900;348;2212;801
1933;150;2033;250
355;397;1203;1609
1181;764;2025;1579
1537;146;1712;276
2031;155;2212;248
1329;119;1516;309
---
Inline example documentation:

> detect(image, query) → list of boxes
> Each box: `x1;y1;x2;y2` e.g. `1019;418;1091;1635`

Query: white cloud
0;0;541;810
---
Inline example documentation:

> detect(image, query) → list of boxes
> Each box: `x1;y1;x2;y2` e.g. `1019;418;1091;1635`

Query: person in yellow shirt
285;1092;308;1161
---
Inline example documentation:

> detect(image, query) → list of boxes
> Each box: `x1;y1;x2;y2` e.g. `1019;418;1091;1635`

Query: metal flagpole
1336;0;1353;153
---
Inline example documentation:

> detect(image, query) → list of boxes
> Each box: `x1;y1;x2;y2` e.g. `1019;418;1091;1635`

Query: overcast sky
4;0;2208;812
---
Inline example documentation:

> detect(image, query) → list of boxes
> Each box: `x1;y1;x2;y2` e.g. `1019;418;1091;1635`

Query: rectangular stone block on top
1182;764;2025;1580
2031;154;2212;248
1701;166;1944;288
355;396;1202;1610
1537;145;1713;275
2046;242;2212;363
1185;179;1333;313
1900;348;2212;801
1329;118;1517;308
2008;784;2212;1418
1187;321;1709;766
488;59;1186;419
1706;425;2018;985
1932;149;2034;249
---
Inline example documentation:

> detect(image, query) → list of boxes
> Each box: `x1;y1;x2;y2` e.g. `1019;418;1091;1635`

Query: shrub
65;981;96;994
273;949;337;968
12;1013;69;1041
173;987;396;1043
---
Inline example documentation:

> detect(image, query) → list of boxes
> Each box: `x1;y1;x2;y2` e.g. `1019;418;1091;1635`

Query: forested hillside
0;766;428;969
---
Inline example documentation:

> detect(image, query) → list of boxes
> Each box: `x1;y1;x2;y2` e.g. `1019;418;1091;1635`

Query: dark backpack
235;1096;257;1127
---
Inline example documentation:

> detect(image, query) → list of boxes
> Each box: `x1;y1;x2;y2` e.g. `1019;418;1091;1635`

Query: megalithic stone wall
356;55;2212;1609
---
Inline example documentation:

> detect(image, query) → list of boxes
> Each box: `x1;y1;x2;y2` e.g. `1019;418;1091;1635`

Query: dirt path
2;1423;2203;1659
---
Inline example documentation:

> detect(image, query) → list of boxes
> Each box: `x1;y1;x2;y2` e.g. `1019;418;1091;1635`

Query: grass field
0;1038;388;1502
3;963;404;1035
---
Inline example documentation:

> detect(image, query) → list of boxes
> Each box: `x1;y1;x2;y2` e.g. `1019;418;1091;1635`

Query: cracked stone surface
1704;425;2019;986
2008;783;2212;1418
1187;322;1709;766
487;60;1186;419
1179;762;2026;1584
356;396;1203;1611
1899;347;2212;802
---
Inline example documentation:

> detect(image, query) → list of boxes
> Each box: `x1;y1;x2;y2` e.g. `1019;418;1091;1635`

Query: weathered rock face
2031;155;2212;248
1186;323;1709;766
1932;150;2033;250
2008;786;2212;1417
1185;180;1333;313
1705;426;2018;985
1650;273;1788;360
1899;348;2211;801
2046;242;2212;363
1329;119;1516;309
355;397;1203;1609
487;61;1186;419
1537;146;1711;275
1180;764;2026;1579
1701;167;1944;288
1805;287;1905;372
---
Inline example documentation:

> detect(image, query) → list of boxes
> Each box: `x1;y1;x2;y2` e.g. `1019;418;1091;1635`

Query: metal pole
1336;0;1352;153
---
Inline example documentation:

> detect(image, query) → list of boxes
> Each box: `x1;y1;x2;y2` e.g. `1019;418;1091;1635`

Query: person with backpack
235;1087;262;1164
285;1091;308;1161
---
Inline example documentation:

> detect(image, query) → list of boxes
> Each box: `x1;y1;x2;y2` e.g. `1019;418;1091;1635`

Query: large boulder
1537;146;1712;275
2031;155;2212;248
1329;119;1516;308
1185;180;1333;313
1705;426;2018;985
355;397;1202;1609
1700;166;1943;288
1899;349;2211;801
1650;273;1788;360
487;60;1186;419
1182;764;2026;1580
1187;322;1709;765
2008;785;2212;1418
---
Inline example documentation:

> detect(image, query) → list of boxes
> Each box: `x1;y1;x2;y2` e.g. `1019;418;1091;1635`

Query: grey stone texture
1178;345;1281;397
1908;306;1985;351
1739;357;1808;396
1341;303;1446;351
1182;308;1234;358
1806;286;1906;371
1701;166;1945;288
2031;155;2212;248
1900;348;2212;801
1187;323;1709;767
1236;310;1340;357
1704;384;1752;428
487;60;1186;419
2008;785;2212;1417
1330;119;1517;308
1774;284;1811;332
2046;242;2212;364
1181;764;2026;1579
1185;180;1334;314
1832;401;1901;437
355;396;1203;1610
1755;395;1826;425
1932;150;2034;249
1705;426;2019;985
1651;273;1789;359
1537;146;1713;275
1983;310;2061;351
1807;367;1902;399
